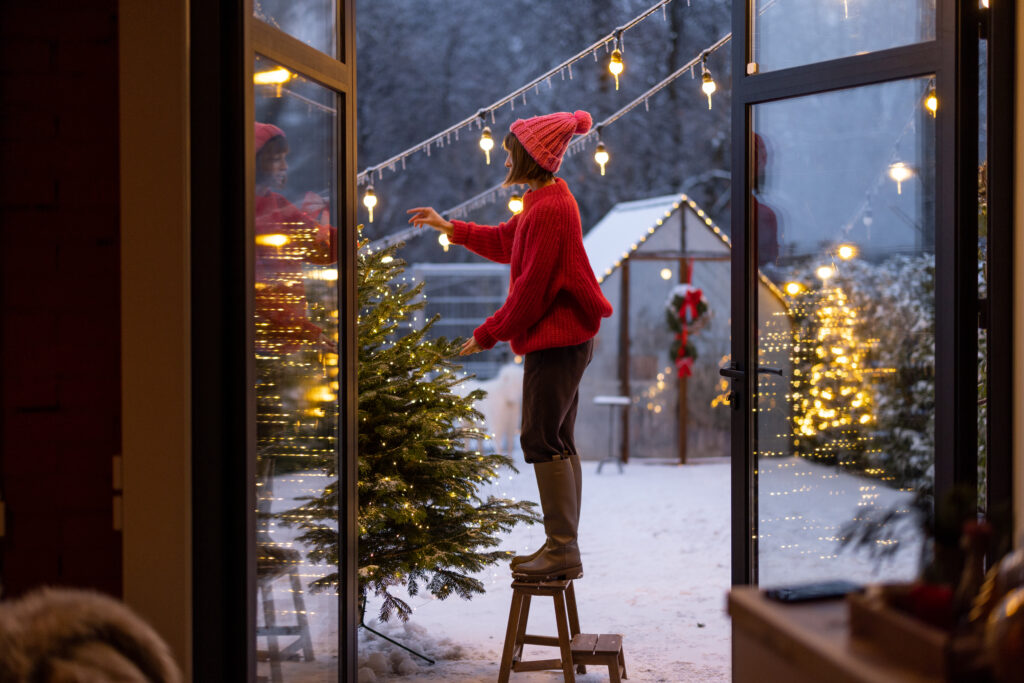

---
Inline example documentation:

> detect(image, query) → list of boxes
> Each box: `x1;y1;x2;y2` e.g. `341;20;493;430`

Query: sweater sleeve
473;208;563;349
449;216;518;264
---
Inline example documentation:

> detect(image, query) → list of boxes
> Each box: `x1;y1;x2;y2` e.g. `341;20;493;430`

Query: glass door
728;0;979;585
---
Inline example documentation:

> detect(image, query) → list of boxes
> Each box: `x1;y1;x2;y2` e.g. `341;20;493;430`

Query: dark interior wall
0;0;122;597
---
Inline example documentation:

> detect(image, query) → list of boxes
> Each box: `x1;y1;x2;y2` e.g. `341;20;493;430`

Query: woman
407;110;613;581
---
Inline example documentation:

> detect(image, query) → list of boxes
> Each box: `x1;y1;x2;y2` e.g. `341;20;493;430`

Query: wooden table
728;587;943;683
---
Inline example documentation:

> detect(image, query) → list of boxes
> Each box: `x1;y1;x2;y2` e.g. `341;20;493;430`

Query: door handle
717;364;784;380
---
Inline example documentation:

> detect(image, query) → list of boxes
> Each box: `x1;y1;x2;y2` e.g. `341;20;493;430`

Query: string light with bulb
700;54;717;110
507;194;523;214
924;81;937;118
363;186;378;223
479;125;494;165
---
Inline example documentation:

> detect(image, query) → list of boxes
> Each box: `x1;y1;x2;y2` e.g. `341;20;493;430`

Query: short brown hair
503;132;554;187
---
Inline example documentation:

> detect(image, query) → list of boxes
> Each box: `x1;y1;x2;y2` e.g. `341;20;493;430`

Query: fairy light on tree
284;229;539;622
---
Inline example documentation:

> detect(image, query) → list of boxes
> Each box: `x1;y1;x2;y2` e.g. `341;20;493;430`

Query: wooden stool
498;578;628;682
570;633;628;682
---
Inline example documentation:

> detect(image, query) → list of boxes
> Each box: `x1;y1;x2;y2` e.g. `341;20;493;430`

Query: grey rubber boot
513;456;582;581
510;452;581;570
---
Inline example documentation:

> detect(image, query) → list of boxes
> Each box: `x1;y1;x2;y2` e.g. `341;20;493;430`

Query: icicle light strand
355;0;674;185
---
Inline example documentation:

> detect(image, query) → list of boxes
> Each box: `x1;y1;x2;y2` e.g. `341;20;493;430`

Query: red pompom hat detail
509;110;592;173
255;122;286;154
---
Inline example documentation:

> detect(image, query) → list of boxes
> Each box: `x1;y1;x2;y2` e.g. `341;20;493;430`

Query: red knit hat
509;110;592;173
255;122;286;153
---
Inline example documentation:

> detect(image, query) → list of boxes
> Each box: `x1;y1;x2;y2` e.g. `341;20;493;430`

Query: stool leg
564;582;586;674
289;568;314;661
498;591;524;683
619;647;628;680
514;594;532;659
260;583;282;683
552;592;576;683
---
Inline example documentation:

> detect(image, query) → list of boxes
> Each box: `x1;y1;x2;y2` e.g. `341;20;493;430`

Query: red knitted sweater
450;178;613;355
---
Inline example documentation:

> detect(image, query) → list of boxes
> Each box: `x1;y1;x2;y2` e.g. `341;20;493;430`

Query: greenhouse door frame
727;0;1016;585
190;1;360;680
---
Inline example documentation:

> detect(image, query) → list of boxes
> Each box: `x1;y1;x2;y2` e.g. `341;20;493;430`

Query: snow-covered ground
260;454;922;682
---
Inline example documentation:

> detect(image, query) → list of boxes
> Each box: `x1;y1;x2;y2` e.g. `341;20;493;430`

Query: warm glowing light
660;268;673;281
888;162;913;194
508;194;523;214
380;255;394;264
981;0;989;8
479;127;494;164
784;281;804;296
608;49;624;90
837;243;858;260
254;67;292;96
319;268;338;281
363;186;378;222
924;87;938;117
256;233;289;247
438;233;450;252
816;264;835;280
701;70;717;109
594;143;609;175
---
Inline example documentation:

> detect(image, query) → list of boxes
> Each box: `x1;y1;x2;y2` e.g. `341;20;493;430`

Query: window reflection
753;0;936;73
254;0;338;58
753;78;936;586
253;56;339;681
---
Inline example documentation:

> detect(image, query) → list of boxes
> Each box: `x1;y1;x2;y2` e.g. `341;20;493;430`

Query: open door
727;0;982;586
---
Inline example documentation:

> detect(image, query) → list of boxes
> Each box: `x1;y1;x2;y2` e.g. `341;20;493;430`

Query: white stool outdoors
592;395;630;474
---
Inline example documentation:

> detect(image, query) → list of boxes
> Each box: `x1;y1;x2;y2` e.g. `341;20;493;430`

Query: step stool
498;578;627;682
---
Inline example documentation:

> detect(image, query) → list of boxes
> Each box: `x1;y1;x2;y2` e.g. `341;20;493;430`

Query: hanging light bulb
837;243;858;260
888;162;913;195
816;264;835;281
700;67;716;111
660;268;672;281
508;194;523;214
363;185;377;222
594;142;609;176
438;233;450;252
924;84;938;117
608;49;624;90
253;66;292;97
784;281;805;296
981;0;989;8
479;126;494;165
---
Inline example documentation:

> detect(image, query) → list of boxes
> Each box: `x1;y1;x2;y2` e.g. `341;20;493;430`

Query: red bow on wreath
674;287;703;378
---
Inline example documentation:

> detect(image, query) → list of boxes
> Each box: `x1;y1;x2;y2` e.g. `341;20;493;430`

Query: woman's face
261;151;288;189
504;146;513;171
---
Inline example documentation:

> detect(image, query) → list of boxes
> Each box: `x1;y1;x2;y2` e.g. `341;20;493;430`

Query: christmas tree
287;233;540;622
787;280;878;471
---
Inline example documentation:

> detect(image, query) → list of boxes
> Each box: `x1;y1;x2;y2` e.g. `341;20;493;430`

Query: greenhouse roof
584;193;731;284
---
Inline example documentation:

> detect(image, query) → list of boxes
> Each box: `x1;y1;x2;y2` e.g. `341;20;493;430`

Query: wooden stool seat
498;578;627;682
571;633;628;682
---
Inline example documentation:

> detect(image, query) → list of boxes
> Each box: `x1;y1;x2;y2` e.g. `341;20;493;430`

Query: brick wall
0;1;122;597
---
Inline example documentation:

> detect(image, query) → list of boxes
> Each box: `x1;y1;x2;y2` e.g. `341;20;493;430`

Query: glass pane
253;55;339;680
753;77;936;585
752;0;935;73
255;0;337;58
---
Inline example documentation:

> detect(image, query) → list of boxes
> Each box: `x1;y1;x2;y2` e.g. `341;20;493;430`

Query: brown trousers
520;339;595;464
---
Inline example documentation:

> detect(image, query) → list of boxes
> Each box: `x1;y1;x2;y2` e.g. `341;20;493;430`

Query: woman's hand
459;336;483;356
406;207;454;236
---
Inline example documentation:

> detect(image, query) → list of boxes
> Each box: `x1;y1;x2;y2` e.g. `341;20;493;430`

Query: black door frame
190;1;359;680
729;0;1013;585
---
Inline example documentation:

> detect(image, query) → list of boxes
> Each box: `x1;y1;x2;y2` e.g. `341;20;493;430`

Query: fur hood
0;587;181;682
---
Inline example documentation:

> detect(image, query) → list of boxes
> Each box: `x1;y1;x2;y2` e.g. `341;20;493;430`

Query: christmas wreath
665;283;710;377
